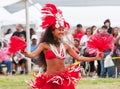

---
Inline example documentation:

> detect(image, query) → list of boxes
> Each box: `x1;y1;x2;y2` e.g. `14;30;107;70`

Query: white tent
1;0;120;26
1;0;120;27
0;0;21;7
0;4;41;25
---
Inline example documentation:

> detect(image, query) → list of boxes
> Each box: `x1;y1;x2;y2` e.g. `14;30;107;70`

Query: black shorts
12;58;27;65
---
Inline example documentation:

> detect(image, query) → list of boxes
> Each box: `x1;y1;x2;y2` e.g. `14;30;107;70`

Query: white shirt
4;33;13;43
80;35;90;49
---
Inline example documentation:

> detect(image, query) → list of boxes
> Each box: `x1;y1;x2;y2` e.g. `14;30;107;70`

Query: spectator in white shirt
4;28;13;44
80;27;92;52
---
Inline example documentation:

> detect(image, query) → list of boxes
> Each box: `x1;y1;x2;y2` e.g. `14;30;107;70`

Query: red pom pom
87;33;114;52
8;36;27;53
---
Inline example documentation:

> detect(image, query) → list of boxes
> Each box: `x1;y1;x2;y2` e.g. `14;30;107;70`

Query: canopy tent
1;0;120;7
1;0;120;26
0;4;41;25
0;0;21;7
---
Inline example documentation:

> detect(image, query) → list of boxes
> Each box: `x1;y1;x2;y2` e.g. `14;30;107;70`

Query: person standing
12;24;26;39
4;28;13;43
104;19;112;34
72;24;85;42
100;25;115;78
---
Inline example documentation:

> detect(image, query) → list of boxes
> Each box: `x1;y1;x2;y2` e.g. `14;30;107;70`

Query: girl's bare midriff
46;58;66;75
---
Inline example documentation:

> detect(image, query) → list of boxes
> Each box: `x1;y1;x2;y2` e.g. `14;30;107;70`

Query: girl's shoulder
63;42;71;50
39;42;49;46
40;42;51;49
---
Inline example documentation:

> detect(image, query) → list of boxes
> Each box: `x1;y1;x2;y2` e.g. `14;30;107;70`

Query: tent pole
0;22;4;40
25;0;31;72
0;23;2;40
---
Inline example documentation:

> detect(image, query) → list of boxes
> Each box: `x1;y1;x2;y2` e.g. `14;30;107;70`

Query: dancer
23;3;101;89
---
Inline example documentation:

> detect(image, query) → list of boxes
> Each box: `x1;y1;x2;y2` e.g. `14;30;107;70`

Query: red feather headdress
41;3;70;30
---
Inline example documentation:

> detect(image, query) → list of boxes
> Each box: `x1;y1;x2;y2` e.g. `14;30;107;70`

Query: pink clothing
0;47;10;62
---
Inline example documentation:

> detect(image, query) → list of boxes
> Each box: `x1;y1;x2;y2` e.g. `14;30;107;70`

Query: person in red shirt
72;24;85;42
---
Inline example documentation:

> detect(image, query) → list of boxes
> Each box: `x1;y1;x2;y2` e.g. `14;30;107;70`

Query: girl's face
92;27;97;31
113;28;119;35
52;28;64;39
74;40;79;47
8;29;12;34
101;28;108;34
105;22;110;27
86;29;92;36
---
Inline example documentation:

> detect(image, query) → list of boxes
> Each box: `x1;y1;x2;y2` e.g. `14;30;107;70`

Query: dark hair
74;38;79;42
39;26;61;69
101;25;108;29
104;19;111;25
91;25;96;30
30;28;36;38
5;28;12;35
76;24;82;28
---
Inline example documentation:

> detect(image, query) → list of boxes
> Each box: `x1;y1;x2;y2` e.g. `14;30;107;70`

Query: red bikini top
44;50;65;60
44;43;66;60
45;50;56;60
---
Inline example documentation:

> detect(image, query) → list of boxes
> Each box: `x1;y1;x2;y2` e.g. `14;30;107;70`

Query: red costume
26;3;81;89
28;64;81;89
27;43;81;89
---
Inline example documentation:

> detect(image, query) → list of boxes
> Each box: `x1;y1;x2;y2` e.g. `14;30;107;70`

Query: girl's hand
109;51;113;56
95;51;102;60
21;50;29;57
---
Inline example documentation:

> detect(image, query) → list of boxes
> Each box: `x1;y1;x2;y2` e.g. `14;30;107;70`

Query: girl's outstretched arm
65;43;101;62
23;43;44;58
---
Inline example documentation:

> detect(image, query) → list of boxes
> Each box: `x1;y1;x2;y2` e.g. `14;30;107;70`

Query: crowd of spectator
0;19;120;78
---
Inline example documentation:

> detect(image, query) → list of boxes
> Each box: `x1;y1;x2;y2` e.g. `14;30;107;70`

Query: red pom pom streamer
87;33;114;52
8;36;27;54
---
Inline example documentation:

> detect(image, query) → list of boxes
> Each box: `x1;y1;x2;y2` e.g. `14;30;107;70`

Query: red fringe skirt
28;64;81;89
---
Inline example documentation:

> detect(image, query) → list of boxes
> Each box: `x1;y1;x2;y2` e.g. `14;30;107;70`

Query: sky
59;6;120;27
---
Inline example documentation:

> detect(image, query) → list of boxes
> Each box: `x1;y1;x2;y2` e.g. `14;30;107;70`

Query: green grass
0;75;120;89
77;78;120;89
0;75;32;89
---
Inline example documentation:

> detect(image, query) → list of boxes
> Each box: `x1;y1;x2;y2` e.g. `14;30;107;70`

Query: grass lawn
77;78;120;89
0;75;120;89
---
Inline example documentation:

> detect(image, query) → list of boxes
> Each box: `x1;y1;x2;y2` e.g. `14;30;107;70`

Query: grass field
0;75;120;89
